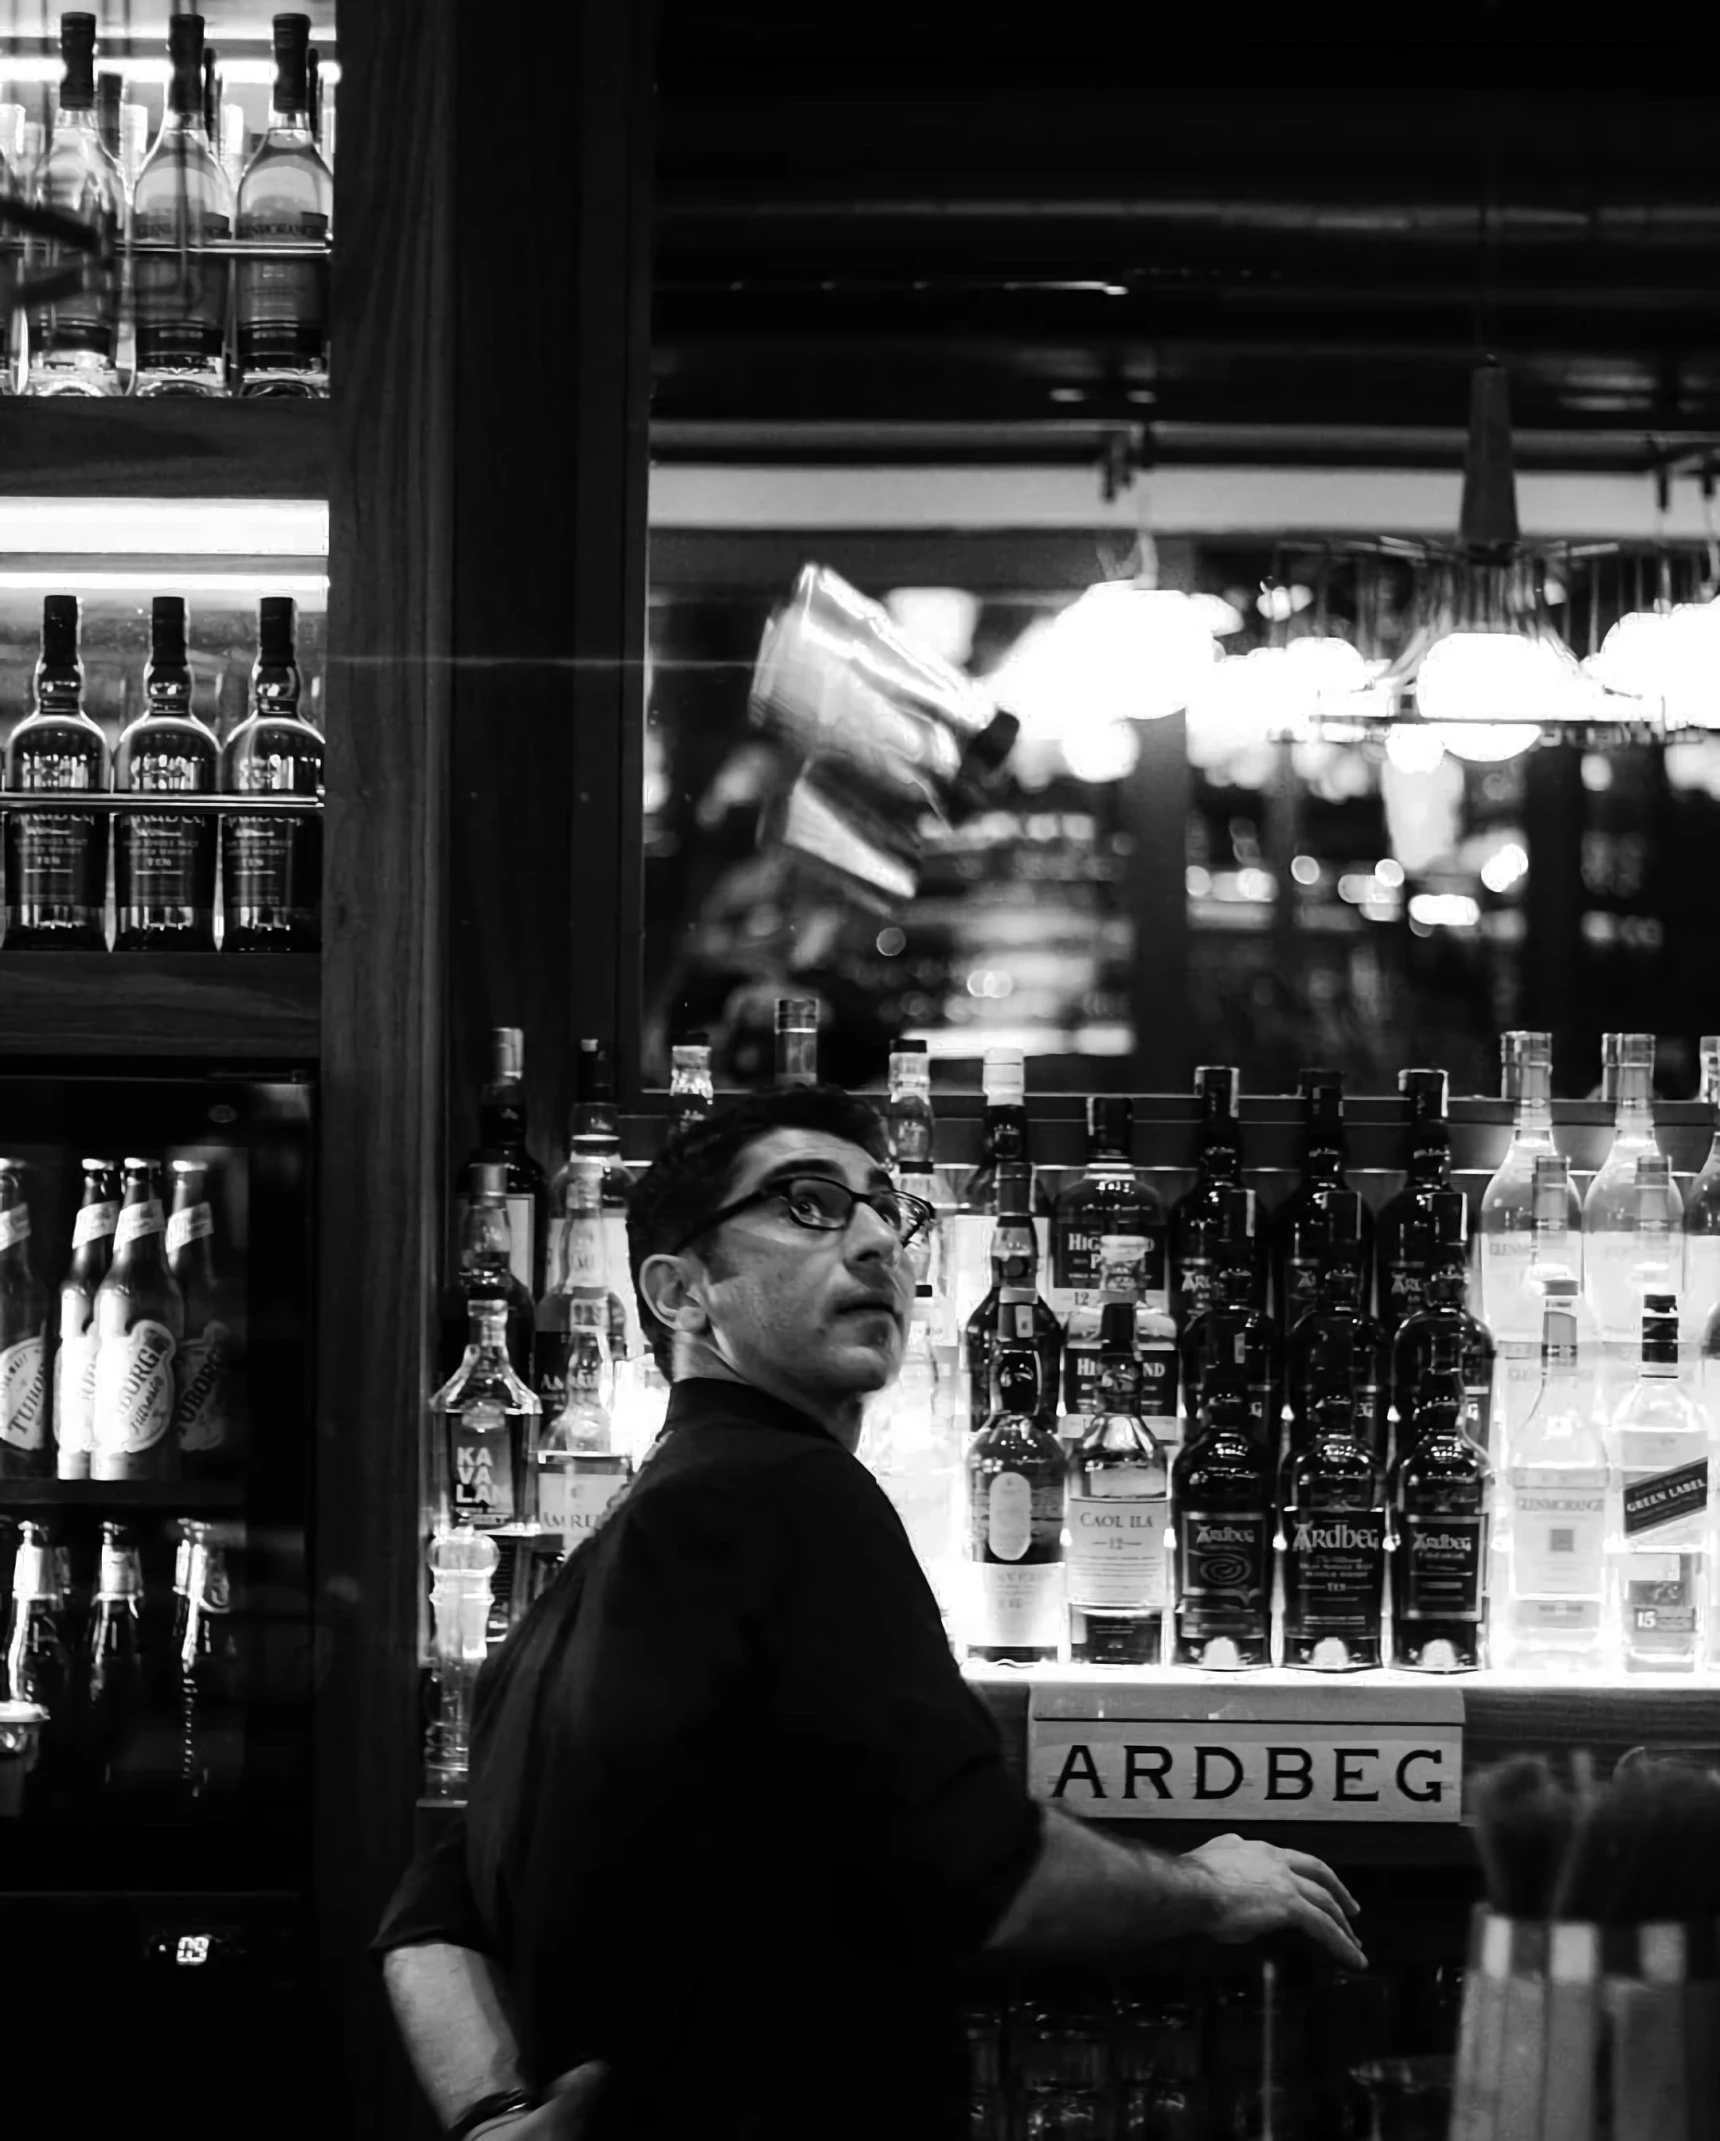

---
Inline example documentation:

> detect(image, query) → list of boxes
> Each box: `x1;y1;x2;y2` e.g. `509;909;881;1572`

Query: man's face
688;1128;912;1399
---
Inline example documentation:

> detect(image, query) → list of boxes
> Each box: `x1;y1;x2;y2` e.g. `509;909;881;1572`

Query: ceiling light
989;582;1219;728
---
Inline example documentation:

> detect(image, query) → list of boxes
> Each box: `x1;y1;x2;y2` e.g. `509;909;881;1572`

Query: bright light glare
1256;584;1313;622
884;587;979;667
1235;867;1276;902
1590;603;1720;726
1374;857;1406;888
1384;725;1448;774
1439;722;1541;764
1479;841;1529;894
1185;865;1213;897
0;500;328;557
1061;718;1142;784
1290;854;1320;886
1416;631;1579;731
989;583;1218;729
1408;892;1482;929
0;569;328;599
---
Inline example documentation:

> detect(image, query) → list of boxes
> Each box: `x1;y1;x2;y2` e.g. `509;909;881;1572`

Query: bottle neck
1613;1066;1654;1133
982;1105;1030;1163
460;1205;510;1272
51;99;99;136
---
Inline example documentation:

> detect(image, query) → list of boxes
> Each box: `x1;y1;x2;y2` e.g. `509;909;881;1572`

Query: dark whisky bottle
456;1027;550;1300
963;1163;1062;1428
1391;1325;1492;1671
968;1341;1066;1663
960;1048;1050;1217
545;1036;633;1301
3;595;109;949
1389;1191;1496;1465
1284;1191;1383;1462
1273;1070;1372;1325
4;1520;73;1806
1170;1066;1263;1328
1376;1069;1454;1337
114;595;219;951
439;1157;535;1383
1180;1192;1280;1452
220;594;325;952
1051;1097;1164;1326
1066;1303;1170;1665
1170;1373;1272;1669
1280;1393;1387;1670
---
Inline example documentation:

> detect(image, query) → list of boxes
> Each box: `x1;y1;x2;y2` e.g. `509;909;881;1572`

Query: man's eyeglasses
670;1174;935;1257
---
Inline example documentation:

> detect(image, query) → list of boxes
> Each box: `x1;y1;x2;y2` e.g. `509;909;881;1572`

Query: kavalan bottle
433;1299;541;1532
1274;1069;1372;1324
963;1162;1062;1430
1376;1069;1454;1337
967;1340;1066;1663
219;595;325;954
1170;1371;1272;1669
90;1159;184;1481
1170;1066;1261;1329
113;596;219;951
3;594;109;949
0;1162;49;1480
130;12;232;397
53;1158;117;1480
23;12;126;397
1280;1393;1387;1671
1501;1281;1608;1672
1391;1326;1491;1671
1065;1302;1170;1665
1607;1292;1710;1673
234;11;332;397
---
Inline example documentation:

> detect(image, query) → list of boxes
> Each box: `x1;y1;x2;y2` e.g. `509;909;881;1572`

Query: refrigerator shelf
0;1479;245;1511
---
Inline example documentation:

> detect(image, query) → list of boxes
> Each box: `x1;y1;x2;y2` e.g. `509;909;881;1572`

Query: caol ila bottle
1179;1186;1279;1449
967;1338;1066;1664
1170;1065;1261;1330
1280;1392;1388;1671
220;595;325;952
1391;1324;1492;1671
1065;1302;1170;1665
114;596;219;951
1376;1069;1454;1337
1274;1069;1372;1325
1170;1370;1273;1669
3;594;109;949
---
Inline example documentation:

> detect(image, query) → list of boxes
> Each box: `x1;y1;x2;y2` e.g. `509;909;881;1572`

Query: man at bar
375;1085;1364;2141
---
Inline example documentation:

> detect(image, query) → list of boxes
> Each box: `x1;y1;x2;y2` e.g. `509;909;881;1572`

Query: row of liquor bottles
1;13;332;399
0;1517;240;1813
0;1155;242;1480
0;592;324;954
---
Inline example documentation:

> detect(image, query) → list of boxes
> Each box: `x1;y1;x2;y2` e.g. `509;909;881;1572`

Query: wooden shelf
0;1479;244;1510
0;399;330;502
0;951;318;1060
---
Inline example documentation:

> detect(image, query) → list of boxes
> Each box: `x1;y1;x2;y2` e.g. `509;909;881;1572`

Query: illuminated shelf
0;1479;245;1510
0;951;319;1060
0;400;330;503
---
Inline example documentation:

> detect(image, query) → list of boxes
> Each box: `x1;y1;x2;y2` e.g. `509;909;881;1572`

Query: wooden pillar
1520;740;1587;1092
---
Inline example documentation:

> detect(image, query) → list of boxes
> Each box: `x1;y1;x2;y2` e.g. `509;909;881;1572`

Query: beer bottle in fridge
82;1521;146;1797
113;595;219;952
53;1157;119;1480
167;1159;239;1476
4;1519;73;1806
0;1163;49;1479
91;1159;184;1481
176;1522;241;1802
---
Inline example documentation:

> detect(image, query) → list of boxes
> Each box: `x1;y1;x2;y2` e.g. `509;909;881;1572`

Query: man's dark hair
627;1083;891;1373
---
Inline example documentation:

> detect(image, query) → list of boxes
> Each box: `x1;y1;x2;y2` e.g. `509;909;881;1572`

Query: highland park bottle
24;12;126;397
1065;1302;1170;1665
131;13;232;397
1170;1372;1272;1669
234;12;332;396
90;1159;184;1482
1391;1325;1491;1672
220;595;325;953
968;1340;1065;1663
114;597;219;951
3;595;109;949
1280;1393;1387;1671
1050;1096;1160;1327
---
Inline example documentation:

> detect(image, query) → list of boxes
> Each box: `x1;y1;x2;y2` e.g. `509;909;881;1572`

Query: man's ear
638;1251;710;1336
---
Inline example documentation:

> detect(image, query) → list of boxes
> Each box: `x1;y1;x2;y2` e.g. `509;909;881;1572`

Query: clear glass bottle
220;595;325;954
1682;1034;1720;1348
90;1158;184;1483
866;1284;962;1618
534;1321;632;1552
113;596;219;951
1502;1280;1608;1672
24;11;126;397
885;1038;935;1170
1391;1325;1492;1672
433;1299;541;1532
952;1045;1046;1317
1583;1033;1682;1345
667;1032;714;1140
438;1155;535;1384
1170;1370;1273;1669
967;1340;1066;1663
1066;1301;1170;1664
1479;1031;1571;1344
535;1156;629;1419
1493;1150;1592;1455
131;11;233;397
1376;1068;1454;1338
52;1157;117;1480
546;1036;633;1320
234;11;332;396
962;1161;1062;1430
1170;1065;1263;1329
0;104;24;391
424;1524;497;1799
774;995;818;1087
1274;1069;1372;1324
1279;1392;1387;1671
1606;1292;1709;1673
3;594;110;949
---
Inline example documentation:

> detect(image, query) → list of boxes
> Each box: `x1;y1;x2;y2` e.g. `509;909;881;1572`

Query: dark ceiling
652;5;1720;470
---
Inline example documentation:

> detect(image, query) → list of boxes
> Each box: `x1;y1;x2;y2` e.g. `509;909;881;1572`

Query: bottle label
91;1319;177;1457
236;208;331;358
1175;1254;1215;1326
1508;1479;1605;1595
1621;1554;1701;1637
0;1333;48;1451
54;1320;98;1458
1176;1510;1270;1607
1398;1512;1485;1620
114;1198;165;1249
1067;1487;1169;1609
173;1321;231;1454
73;1198;120;1250
133;207;232;359
1622;1460;1710;1539
121;811;204;907
972;1560;1064;1649
226;812;319;926
0;1205;29;1252
1480;1234;1539;1338
565;1220;605;1290
1139;1338;1178;1420
165;1201;214;1257
451;1403;514;1524
12;810;102;909
504;1196;536;1295
1283;1255;1323;1321
986;1472;1033;1561
1285;1508;1385;1632
537;1465;628;1543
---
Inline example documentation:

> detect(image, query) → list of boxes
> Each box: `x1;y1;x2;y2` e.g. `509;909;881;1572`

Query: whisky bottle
962;1162;1062;1429
535;1321;632;1552
1170;1372;1273;1669
90;1159;184;1483
774;997;818;1087
535;1157;629;1416
114;596;219;951
0;1163;49;1480
1273;1070;1372;1325
1280;1393;1387;1671
131;12;233;397
867;1284;962;1615
234;11;332;396
1583;1034;1682;1345
3;595;110;949
454;1027;549;1300
1478;1030;1570;1343
52;1157;118;1480
220;595;325;954
166;1160;240;1477
438;1156;535;1384
433;1299;542;1532
967;1340;1066;1663
1607;1292;1709;1673
1376;1069;1454;1337
1179;1190;1280;1452
1501;1280;1608;1672
1170;1065;1261;1330
1391;1325;1492;1671
1066;1303;1170;1664
1387;1190;1495;1464
667;1033;714;1140
959;1047;1049;1216
546;1037;633;1313
23;12;126;397
1052;1096;1165;1315
1284;1191;1383;1463
886;1038;936;1170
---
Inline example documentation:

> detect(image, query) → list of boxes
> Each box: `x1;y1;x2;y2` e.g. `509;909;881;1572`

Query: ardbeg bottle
963;1163;1062;1429
1170;1372;1272;1669
1170;1066;1261;1329
220;594;325;953
1283;1191;1383;1463
113;596;218;950
1274;1070;1372;1325
0;1162;49;1479
1065;1303;1170;1664
1376;1069;1454;1337
1391;1325;1491;1672
53;1158;118;1480
1280;1393;1387;1671
1388;1189;1496;1466
968;1341;1065;1664
3;594;109;947
1179;1187;1279;1449
90;1159;184;1482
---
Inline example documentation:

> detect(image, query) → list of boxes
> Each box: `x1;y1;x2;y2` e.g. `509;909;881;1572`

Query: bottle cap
1098;1300;1136;1357
981;1048;1025;1105
1616;1033;1654;1069
671;1029;709;1049
59;12;97;104
1085;1095;1133;1156
122;1155;154;1174
471;1155;507;1199
1399;1066;1448;1115
489;1026;524;1083
995;1162;1033;1221
42;592;79;636
150;594;188;656
1531;1153;1569;1187
775;998;817;1032
891;1036;926;1054
1195;1065;1238;1105
1635;1152;1670;1185
576;1037;616;1103
1645;1291;1677;1315
1297;1066;1343;1096
258;593;297;660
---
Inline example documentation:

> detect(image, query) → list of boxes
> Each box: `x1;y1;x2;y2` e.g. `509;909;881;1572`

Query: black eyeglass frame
667;1175;935;1258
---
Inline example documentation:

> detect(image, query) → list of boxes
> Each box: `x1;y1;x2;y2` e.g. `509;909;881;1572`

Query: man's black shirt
372;1377;1042;2140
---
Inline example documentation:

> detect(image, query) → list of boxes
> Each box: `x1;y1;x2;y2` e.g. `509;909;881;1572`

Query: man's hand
470;2066;609;2140
1180;1833;1367;1972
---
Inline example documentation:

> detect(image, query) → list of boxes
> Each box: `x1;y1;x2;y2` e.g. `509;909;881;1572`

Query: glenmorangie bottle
3;594;109;948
